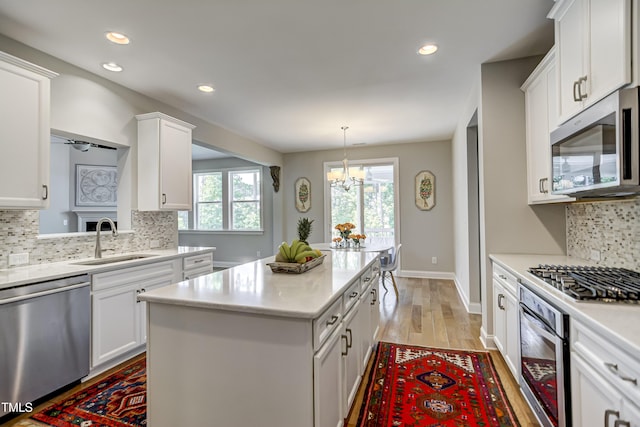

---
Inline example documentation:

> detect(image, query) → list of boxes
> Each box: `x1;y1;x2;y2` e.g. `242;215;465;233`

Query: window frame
322;157;400;246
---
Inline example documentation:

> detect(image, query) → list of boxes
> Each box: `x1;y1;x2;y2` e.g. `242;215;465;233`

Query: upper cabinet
522;48;574;204
550;0;631;123
136;112;195;211
0;51;57;209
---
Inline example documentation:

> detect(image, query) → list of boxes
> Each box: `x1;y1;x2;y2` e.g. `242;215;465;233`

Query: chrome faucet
95;218;118;258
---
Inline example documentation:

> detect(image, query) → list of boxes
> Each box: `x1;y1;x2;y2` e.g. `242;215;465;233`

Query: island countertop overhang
138;250;380;319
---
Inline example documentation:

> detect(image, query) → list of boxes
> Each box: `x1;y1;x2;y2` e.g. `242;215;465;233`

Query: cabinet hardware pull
573;80;581;102
162;193;167;204
539;178;544;193
326;315;339;326
350;291;358;298
605;362;638;385
605;409;620;427
579;75;588;100
614;420;631;427
341;335;349;356
194;259;205;264
371;288;377;305
499;274;507;280
42;184;48;200
346;328;353;348
541;178;548;194
364;277;371;282
497;294;505;310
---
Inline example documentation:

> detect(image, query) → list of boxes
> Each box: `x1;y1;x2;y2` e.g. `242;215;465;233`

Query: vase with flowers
350;233;366;248
334;222;355;246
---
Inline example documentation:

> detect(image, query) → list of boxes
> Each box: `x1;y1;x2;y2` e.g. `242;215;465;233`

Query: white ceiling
0;0;554;153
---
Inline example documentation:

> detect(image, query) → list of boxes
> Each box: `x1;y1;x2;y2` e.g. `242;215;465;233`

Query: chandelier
326;126;365;191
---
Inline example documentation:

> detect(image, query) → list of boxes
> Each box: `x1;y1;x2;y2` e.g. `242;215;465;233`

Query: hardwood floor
2;276;540;427
346;276;541;427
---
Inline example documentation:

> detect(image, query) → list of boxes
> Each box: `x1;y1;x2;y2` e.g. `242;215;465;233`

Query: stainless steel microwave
550;87;640;198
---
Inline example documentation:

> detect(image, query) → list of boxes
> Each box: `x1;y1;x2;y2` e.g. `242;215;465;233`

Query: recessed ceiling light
198;85;215;93
102;62;123;72
418;44;438;55
106;32;130;45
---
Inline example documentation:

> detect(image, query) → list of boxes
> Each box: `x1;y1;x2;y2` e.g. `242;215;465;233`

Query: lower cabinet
183;252;214;280
342;302;364;415
571;319;640;427
314;326;345;427
492;262;520;380
91;259;181;370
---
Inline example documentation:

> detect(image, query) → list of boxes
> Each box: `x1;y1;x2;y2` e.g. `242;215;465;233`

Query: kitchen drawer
492;262;518;295
92;259;180;291
313;297;342;351
343;279;361;315
183;252;213;270
183;265;213;280
360;266;374;292
571;319;640;403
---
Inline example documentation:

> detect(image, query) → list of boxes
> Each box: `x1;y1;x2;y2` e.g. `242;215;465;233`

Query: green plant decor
297;217;314;244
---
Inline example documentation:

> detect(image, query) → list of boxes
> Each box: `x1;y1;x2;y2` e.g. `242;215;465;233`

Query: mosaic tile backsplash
0;210;178;269
566;197;640;270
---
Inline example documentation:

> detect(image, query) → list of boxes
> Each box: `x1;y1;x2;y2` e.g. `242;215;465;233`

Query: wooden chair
380;243;401;297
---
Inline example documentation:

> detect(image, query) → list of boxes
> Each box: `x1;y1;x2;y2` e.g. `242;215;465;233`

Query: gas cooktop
528;265;640;303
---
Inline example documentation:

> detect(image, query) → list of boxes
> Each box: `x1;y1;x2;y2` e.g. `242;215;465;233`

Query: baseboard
453;276;482;314
479;327;496;350
85;346;145;380
398;269;455;280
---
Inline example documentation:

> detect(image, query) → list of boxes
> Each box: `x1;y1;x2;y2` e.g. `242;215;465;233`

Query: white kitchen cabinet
0;51;57;209
91;259;180;370
342;301;363;416
551;0;631;123
136;112;195;211
182;252;214;280
571;318;640;427
313;326;344;427
491;262;520;380
522;49;574;204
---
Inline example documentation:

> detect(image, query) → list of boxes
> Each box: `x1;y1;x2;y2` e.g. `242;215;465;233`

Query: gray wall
477;57;567;339
282;140;454;275
178;157;276;265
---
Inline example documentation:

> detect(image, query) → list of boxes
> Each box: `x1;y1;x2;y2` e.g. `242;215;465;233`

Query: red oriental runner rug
28;358;146;427
357;342;520;427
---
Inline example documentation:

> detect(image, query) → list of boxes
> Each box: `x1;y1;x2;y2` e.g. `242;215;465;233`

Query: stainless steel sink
72;254;157;266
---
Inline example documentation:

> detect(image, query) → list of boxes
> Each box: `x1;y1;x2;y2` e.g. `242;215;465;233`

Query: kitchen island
138;250;381;427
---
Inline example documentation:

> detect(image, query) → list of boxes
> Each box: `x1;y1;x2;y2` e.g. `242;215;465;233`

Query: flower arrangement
350;234;366;245
335;222;356;240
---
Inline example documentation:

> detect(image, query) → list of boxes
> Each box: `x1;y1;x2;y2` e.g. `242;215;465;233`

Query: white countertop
490;253;640;358
0;246;215;290
138;250;380;319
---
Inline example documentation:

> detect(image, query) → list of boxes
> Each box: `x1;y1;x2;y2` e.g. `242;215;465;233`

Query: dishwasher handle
0;275;90;306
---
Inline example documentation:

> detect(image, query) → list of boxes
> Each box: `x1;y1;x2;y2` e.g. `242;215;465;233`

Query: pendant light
326;126;365;191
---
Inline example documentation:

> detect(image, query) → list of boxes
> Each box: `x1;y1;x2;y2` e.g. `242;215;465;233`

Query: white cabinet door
360;285;373;371
136;112;194;211
493;279;506;355
0;52;56;209
504;290;520;379
92;283;139;367
370;280;380;342
554;0;631;123
342;305;362;416
313;327;344;427
571;353;625;427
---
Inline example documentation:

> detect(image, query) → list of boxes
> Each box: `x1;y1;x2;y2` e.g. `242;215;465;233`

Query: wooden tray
267;254;326;274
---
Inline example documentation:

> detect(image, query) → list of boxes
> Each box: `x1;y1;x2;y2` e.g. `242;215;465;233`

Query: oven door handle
519;302;562;340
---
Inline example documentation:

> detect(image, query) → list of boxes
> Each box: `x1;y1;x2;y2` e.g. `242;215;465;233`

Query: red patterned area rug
29;359;146;427
357;342;520;427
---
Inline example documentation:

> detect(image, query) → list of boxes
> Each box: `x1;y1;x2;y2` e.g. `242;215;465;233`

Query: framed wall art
415;170;435;211
294;177;311;212
76;164;118;207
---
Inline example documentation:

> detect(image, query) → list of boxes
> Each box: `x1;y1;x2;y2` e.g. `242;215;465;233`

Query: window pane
232;201;260;230
231;171;260;201
197;202;223;229
177;211;189;230
362;165;395;246
330;186;360;234
197;173;222;202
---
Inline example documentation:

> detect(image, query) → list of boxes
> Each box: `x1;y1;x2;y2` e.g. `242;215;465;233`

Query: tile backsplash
566;197;640;270
0;210;178;269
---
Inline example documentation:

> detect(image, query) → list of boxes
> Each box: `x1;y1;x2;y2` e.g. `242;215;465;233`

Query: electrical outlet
150;240;160;249
257;250;261;258
590;249;601;261
9;252;29;266
431;256;437;264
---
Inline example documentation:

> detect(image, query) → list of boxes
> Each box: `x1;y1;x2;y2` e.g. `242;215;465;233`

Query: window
179;168;262;231
325;160;398;247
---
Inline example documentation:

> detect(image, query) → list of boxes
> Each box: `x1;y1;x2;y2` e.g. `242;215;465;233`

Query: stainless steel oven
518;281;571;427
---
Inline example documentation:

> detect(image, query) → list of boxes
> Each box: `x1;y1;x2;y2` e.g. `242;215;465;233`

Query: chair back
383;243;402;271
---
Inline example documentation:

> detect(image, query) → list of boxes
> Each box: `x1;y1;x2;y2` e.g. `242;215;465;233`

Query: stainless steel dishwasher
0;274;90;417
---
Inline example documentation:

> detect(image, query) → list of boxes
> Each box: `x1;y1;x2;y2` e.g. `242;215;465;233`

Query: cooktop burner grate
528;265;640;302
